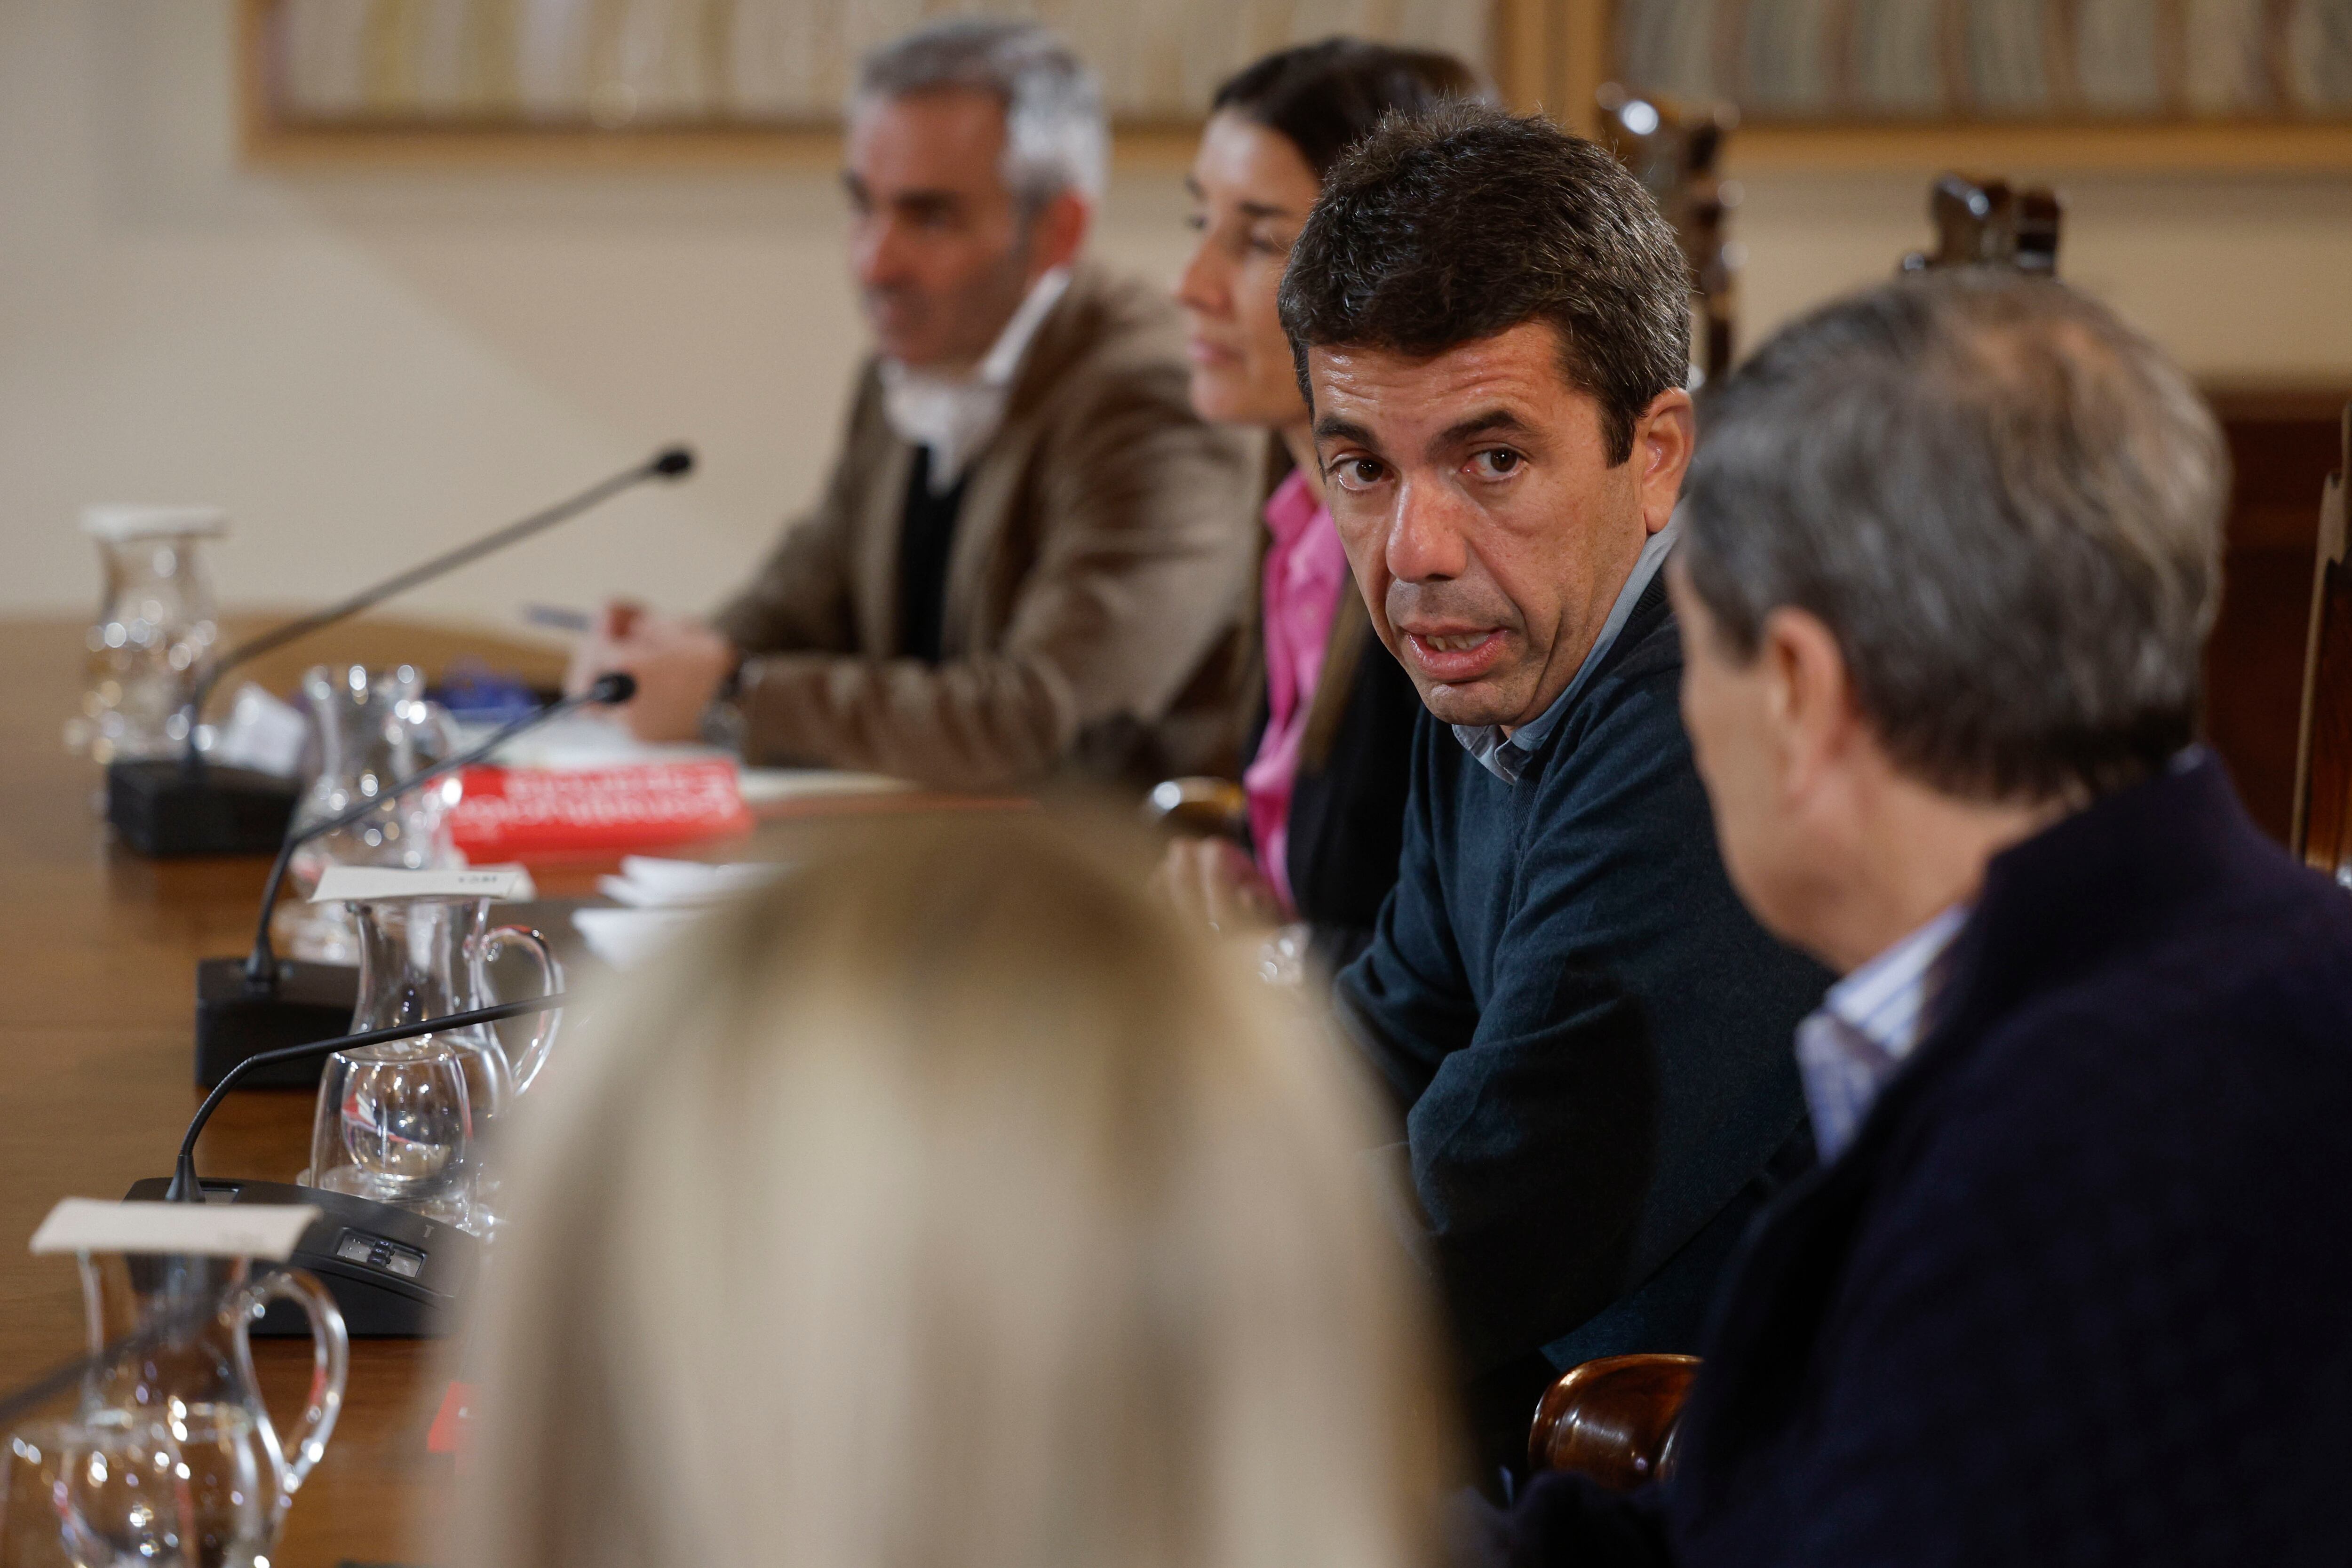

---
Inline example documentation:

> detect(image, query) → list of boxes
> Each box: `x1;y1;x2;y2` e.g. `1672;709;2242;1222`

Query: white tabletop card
31;1198;317;1260
310;866;536;904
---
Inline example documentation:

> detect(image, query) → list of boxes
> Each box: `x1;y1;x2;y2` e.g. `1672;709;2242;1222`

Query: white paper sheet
595;855;787;908
572;905;705;968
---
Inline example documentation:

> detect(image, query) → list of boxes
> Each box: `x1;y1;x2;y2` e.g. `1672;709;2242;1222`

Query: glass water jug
3;1409;195;1568
72;1251;344;1568
302;893;561;1233
277;665;460;966
67;507;225;765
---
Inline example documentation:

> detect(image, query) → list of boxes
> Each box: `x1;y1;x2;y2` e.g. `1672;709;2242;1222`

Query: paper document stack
572;856;791;969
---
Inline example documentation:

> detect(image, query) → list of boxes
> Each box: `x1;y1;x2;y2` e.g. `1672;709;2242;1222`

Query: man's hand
1155;835;1283;937
564;601;738;743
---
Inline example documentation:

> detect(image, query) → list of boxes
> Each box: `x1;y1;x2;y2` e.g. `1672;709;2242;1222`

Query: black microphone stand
109;446;693;858
192;673;634;1089
133;993;567;1337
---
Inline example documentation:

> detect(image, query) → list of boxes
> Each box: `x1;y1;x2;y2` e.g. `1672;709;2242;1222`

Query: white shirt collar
880;266;1072;495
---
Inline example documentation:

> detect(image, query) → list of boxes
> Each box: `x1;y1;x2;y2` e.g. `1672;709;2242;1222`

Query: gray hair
1679;270;2227;802
853;19;1108;207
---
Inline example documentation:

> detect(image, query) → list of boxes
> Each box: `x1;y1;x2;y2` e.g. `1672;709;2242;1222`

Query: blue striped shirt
1794;905;1970;1162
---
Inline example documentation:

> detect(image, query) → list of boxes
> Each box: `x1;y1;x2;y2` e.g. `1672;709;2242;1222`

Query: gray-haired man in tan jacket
568;21;1257;791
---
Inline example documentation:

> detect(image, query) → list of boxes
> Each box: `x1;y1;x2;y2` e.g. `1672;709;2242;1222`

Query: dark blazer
1493;751;2352;1568
1336;573;1828;1473
1245;581;1422;976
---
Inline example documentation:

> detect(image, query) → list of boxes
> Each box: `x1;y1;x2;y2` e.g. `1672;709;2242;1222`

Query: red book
449;761;753;860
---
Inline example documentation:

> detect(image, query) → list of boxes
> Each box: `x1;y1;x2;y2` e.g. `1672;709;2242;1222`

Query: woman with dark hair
1160;40;1477;973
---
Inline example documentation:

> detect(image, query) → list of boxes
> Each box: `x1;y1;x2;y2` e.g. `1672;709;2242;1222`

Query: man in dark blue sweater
1486;268;2352;1562
1275;105;1831;1476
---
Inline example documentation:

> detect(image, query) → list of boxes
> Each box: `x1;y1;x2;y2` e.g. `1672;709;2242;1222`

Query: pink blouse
1243;468;1351;917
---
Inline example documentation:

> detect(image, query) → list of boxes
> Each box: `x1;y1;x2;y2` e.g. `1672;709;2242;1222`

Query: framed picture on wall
237;0;1569;164
1555;0;2352;167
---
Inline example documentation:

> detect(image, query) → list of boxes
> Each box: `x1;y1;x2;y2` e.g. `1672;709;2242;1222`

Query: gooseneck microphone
191;672;635;1089
180;449;691;746
134;993;567;1337
167;994;565;1203
109;446;694;858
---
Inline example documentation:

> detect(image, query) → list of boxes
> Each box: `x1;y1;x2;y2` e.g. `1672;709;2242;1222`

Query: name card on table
450;762;754;860
31;1198;317;1260
310;866;537;904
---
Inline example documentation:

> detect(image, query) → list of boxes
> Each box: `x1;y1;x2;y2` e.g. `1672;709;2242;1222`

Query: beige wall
7;2;2352;636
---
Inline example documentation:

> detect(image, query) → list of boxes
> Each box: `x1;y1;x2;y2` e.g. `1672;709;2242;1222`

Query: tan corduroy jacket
710;264;1259;792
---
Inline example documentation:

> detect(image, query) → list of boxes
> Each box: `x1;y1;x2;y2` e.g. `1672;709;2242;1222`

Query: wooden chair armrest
1143;776;1249;842
1528;1353;1701;1492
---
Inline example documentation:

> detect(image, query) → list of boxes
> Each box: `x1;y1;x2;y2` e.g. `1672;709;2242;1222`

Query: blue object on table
428;659;546;724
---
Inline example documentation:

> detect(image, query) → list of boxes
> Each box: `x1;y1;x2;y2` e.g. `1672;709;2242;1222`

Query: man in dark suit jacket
1487;272;2352;1564
1277;105;1830;1479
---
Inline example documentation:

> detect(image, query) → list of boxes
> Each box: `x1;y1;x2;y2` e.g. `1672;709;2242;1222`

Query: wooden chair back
1594;86;1738;384
2291;405;2352;886
1900;174;2063;275
1527;1353;1700;1492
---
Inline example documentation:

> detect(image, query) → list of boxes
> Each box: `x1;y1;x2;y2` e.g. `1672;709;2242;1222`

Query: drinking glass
304;1042;477;1228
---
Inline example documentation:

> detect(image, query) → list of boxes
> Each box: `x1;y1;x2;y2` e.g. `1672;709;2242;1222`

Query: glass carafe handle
472;924;564;1094
234;1266;349;1508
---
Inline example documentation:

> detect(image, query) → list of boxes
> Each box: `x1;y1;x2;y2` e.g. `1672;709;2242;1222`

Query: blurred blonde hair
455;810;1457;1568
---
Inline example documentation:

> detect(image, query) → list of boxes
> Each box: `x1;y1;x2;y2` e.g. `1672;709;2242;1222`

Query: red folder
449;761;753;859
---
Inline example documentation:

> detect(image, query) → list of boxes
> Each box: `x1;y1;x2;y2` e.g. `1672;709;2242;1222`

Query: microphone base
107;760;299;859
123;1177;476;1338
194;957;361;1088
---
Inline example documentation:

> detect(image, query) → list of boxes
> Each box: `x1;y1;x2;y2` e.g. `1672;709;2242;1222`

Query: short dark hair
1277;102;1691;465
1210;39;1480;181
1680;270;2227;803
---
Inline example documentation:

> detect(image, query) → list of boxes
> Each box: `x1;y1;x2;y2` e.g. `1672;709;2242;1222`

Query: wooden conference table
0;616;1002;1565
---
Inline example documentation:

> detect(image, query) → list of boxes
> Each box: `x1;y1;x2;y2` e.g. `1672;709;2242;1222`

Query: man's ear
1633;388;1696;536
1028;190;1091;277
1759;605;1861;801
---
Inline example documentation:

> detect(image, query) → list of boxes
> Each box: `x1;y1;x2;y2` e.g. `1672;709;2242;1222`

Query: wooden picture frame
238;0;2352;170
1557;0;2352;169
237;0;1566;167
